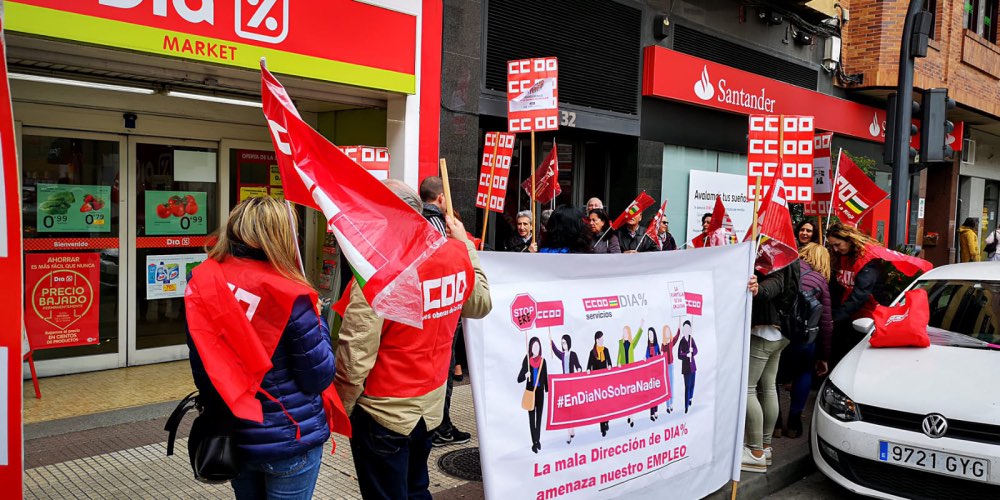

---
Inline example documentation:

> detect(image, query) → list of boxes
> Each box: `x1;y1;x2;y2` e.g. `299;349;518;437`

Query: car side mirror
852;318;874;334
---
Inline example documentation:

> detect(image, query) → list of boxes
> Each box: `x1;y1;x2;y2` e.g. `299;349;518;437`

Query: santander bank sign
694;65;775;113
644;46;903;144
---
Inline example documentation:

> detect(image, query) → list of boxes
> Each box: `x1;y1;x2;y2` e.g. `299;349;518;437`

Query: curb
705;441;815;500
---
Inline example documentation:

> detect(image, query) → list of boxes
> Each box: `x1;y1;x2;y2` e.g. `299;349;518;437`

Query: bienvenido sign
643;45;962;148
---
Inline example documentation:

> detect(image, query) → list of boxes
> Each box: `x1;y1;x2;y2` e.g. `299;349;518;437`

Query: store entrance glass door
128;138;218;365
21;130;126;375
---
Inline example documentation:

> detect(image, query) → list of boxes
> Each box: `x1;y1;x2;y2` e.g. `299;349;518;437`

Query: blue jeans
231;445;323;500
350;407;433;500
778;342;816;415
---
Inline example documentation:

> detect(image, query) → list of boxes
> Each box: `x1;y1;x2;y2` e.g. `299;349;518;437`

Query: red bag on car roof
869;288;931;348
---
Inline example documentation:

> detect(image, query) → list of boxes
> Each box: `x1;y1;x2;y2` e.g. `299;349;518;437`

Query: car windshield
912;279;1000;347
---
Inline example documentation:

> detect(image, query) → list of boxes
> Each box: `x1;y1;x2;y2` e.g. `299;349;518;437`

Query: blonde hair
799;243;831;281
208;196;312;289
825;223;875;259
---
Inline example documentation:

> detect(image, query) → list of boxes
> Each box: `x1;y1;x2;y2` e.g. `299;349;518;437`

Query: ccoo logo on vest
423;271;469;314
510;293;564;331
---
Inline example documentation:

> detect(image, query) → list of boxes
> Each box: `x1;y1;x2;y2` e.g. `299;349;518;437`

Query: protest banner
476;132;516;213
508;57;559;133
508;56;559;234
804;132;834;218
686;171;753;245
465;244;754;500
747;115;814;202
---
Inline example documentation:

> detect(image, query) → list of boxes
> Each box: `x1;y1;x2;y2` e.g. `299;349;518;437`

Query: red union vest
186;257;351;441
835;249;879;319
350;240;475;399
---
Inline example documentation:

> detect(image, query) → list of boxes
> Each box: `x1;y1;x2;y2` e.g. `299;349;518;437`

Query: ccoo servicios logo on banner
581;293;647;320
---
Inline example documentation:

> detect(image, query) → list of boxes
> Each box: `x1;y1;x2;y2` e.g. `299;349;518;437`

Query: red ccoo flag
611;192;656;230
260;60;445;328
831;151;888;226
644;200;669;250
745;176;799;274
522;142;561;204
706;196;738;247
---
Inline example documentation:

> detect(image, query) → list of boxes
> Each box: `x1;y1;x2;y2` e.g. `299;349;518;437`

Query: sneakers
763;446;773;466
431;428;472;447
741;447;767;473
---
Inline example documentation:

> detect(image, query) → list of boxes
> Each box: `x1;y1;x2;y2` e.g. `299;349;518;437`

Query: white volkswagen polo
812;262;1000;499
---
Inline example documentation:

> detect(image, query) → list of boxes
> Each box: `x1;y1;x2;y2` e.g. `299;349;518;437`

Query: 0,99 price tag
36;184;112;233
145;191;207;235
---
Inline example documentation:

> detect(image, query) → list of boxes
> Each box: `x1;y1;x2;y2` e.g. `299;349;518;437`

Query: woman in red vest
185;196;336;500
826;224;888;362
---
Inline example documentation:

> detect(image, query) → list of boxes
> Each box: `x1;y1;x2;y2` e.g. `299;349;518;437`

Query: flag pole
530;130;537;239
826;148;843;231
440;158;455;219
480;134;501;249
752;175;763;243
285;201;307;276
593;227;611;249
730;480;739;500
818;215;825;245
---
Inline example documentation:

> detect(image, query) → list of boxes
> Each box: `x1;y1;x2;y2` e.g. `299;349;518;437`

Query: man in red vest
335;179;492;499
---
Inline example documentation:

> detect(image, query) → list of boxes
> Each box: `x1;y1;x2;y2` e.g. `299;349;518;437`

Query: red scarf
186;258;351;448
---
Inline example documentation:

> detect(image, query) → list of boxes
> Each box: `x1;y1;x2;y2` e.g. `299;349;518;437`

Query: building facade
844;0;1000;265
442;0;909;250
10;0;444;376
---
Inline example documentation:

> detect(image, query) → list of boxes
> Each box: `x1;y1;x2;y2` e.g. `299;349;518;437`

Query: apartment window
965;0;1000;43
924;0;938;39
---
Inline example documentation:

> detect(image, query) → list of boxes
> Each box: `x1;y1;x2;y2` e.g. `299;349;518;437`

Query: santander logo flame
694;66;714;101
868;113;881;137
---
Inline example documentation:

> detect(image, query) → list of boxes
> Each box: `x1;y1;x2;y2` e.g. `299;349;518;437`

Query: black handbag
166;391;240;483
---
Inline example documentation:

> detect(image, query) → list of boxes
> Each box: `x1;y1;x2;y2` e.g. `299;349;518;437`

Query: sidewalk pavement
25;381;816;499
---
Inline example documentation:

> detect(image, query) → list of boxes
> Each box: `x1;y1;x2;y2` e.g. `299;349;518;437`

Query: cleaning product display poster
145;253;206;300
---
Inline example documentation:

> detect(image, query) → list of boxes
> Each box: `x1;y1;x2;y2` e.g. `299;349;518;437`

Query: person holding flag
607;192;656;253
643;200;677;251
690;213;713;249
706;196;738;247
587;208;621;254
335;180;493;499
825;223;931;363
743;175;801;473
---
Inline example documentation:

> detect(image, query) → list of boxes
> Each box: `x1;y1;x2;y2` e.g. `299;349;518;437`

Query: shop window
965;0;1000;43
22;135;121;361
135;143;218;351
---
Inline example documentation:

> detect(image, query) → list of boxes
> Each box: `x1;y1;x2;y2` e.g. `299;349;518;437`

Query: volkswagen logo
922;413;948;439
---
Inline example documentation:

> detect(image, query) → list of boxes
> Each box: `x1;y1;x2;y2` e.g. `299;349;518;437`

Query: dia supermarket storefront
9;0;444;376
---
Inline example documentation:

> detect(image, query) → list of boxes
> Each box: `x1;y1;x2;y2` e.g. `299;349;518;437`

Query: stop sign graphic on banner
510;294;537;331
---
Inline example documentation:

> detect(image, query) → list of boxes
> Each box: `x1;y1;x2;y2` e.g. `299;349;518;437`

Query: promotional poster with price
144;191;207;235
464;245;754;499
36;184;111;233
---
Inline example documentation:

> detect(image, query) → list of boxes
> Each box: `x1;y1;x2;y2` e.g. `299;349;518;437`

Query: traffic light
919;88;956;163
884;93;919;165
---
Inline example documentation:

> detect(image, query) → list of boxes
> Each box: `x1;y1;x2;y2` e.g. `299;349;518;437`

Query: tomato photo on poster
24;253;100;349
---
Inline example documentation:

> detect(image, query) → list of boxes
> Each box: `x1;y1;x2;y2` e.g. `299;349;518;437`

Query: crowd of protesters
499;197;680;255
183;177;918;497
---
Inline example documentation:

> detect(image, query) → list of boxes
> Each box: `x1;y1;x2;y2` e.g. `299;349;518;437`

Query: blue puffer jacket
188;295;336;464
